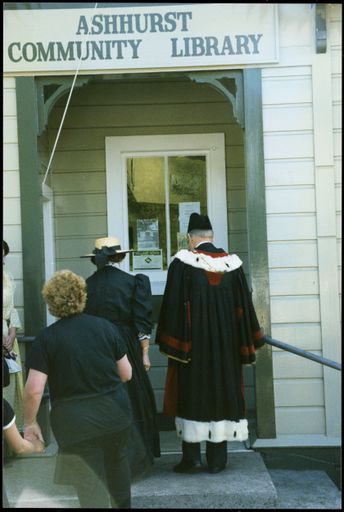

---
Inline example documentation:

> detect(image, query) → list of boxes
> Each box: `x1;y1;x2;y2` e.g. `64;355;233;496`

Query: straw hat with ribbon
81;237;132;269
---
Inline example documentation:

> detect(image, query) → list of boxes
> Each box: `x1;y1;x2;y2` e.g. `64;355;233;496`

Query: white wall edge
252;435;341;448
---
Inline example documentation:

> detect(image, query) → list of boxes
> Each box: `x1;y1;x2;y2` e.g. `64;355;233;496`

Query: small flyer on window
137;219;159;250
177;233;189;250
178;202;201;233
133;250;163;270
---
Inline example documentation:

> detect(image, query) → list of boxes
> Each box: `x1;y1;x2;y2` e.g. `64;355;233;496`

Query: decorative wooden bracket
187;71;244;128
35;76;92;135
35;71;245;134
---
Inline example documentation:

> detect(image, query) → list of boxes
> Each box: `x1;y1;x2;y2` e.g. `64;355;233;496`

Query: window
127;154;207;271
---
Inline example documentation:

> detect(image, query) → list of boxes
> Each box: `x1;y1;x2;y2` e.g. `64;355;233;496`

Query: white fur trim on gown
175;417;248;443
175;250;243;273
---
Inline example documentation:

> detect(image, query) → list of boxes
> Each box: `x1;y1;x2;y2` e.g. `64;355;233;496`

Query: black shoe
173;459;204;473
208;465;226;474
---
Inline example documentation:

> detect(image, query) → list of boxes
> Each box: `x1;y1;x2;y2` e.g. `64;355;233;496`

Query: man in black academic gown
156;213;265;474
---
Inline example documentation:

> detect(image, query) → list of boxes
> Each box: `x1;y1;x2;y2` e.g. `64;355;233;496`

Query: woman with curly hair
23;270;133;508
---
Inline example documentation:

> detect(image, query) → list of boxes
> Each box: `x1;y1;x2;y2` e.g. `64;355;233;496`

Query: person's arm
23;369;47;442
139;335;151;371
133;274;153;371
3;272;21;351
4;423;45;455
3;326;16;351
116;354;132;382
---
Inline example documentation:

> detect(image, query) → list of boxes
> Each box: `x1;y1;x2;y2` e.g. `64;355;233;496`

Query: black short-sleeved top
27;313;133;447
3;399;15;430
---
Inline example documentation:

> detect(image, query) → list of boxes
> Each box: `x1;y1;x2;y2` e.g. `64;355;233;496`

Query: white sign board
4;4;278;75
133;250;163;271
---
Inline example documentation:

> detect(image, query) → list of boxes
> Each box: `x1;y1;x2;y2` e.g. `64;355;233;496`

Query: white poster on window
137;219;159;250
177;232;189;250
133;250;163;270
178;202;200;233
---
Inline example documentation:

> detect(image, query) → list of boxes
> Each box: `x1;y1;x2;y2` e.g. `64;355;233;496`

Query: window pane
168;156;207;255
127;157;168;270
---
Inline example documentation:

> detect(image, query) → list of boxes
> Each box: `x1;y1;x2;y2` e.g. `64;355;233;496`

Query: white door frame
105;133;227;294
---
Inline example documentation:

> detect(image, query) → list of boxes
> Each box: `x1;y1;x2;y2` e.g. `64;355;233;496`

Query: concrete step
4;452;276;509
4;450;341;509
131;452;277;509
3;455;79;508
268;469;342;510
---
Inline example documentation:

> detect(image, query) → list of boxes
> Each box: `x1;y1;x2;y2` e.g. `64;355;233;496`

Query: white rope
42;3;98;187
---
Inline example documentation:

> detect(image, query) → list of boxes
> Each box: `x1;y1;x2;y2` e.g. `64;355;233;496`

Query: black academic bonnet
187;213;213;233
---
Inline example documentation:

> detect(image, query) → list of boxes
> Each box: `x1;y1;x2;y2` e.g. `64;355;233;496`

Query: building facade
3;3;341;447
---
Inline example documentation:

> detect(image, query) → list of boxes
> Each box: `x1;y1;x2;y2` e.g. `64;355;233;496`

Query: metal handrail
19;335;341;371
17;336;35;343
265;336;341;371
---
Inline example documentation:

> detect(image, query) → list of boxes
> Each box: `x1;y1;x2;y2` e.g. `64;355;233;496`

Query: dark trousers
182;440;228;469
63;427;131;509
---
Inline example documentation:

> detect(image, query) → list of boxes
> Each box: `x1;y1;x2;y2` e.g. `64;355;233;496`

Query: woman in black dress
82;237;160;479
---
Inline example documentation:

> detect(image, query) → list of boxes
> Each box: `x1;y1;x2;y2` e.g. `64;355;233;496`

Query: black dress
85;265;160;479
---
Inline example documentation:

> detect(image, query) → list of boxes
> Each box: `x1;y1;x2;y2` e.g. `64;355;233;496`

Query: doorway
105;133;228;294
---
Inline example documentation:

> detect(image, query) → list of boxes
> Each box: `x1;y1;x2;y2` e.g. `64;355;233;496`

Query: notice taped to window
133;250;163;270
137;219;159;250
177;232;189;250
179;202;200;233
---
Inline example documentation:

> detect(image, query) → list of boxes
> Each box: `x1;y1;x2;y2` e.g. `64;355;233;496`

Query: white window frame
105;134;227;294
42;184;56;325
